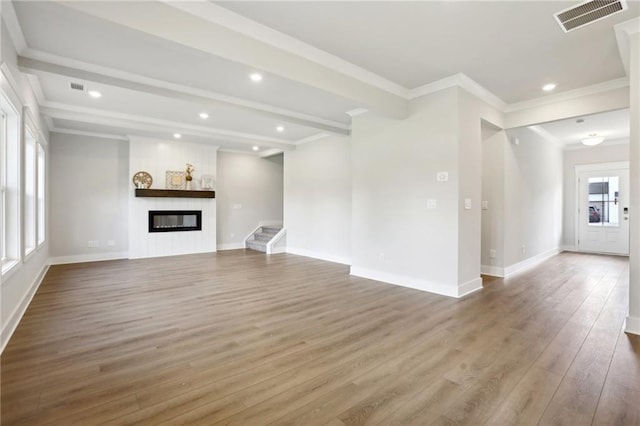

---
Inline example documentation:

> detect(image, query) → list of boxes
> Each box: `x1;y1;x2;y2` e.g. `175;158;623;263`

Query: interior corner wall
49;133;129;262
350;88;462;296
481;128;507;273
502;127;563;271
217;151;283;250
562;143;629;249
283;136;351;264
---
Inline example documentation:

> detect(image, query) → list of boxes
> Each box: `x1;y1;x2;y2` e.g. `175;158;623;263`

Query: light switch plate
233;203;242;209
481;200;489;210
464;198;472;210
427;199;437;209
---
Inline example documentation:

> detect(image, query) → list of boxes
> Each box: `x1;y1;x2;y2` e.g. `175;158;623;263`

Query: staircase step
246;239;267;252
261;226;282;235
254;232;273;242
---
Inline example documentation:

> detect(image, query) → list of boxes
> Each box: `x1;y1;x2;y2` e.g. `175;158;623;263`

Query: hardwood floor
1;250;638;425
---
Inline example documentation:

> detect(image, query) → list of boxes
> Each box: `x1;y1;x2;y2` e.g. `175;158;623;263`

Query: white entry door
577;164;629;255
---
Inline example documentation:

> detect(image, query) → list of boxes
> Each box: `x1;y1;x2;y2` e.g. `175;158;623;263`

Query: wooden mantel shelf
135;189;215;198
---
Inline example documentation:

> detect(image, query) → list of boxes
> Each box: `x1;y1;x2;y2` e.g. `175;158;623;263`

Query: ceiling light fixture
88;90;102;98
542;83;556;92
252;146;259;151
173;133;182;139
276;126;284;132
199;112;209;119
250;73;263;82
582;133;604;146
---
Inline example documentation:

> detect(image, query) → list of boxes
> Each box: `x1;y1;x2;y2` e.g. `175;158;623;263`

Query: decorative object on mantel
201;174;215;190
185;164;195;190
166;171;186;190
132;171;153;189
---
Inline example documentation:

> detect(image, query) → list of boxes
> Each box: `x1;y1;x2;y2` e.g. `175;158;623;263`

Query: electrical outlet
107;240;115;247
464;198;472;210
88;240;99;248
482;200;489;210
427;199;437;209
489;249;496;259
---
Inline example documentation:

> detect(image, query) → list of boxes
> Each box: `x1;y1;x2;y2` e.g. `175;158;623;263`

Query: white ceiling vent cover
554;0;628;32
69;82;84;91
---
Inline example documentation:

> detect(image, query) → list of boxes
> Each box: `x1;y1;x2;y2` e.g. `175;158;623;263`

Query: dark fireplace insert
148;210;202;233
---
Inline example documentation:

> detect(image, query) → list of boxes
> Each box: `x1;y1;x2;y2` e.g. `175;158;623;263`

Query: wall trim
503;247;561;277
349;266;461;298
51;128;129;141
216;242;246;251
458;277;483;297
1;262;49;355
625;315;640;336
49;252;129;265
481;264;505;278
409;73;507;111
287;247;351;266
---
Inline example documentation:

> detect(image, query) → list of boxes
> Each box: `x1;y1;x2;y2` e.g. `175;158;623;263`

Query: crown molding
408;73;507;111
563;137;629;151
218;147;260;156
258;148;284;158
19;50;350;135
504;77;629;113
40;102;295;150
1;1;27;53
295;133;331;145
51;127;129;141
345;108;369;117
163;1;409;99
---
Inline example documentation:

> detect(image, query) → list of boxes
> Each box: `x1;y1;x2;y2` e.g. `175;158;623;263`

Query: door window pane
588;176;619;227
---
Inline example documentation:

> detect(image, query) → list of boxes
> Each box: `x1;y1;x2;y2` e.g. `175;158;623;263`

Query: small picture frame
166;171;186;190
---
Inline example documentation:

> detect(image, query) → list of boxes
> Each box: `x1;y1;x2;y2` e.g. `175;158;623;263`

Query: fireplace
148;210;202;233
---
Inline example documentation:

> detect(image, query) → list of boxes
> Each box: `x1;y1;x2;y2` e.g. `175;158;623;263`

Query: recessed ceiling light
276;126;285;132
542;83;556;92
582;133;604;146
252;146;259;151
250;73;263;82
199;112;209;119
173;133;182;139
88;90;102;98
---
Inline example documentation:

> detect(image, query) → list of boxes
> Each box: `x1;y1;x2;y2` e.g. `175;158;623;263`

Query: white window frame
23;108;38;260
37;141;46;248
1;70;22;278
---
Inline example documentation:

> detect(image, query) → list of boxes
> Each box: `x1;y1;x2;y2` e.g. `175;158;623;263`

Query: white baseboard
217;242;246;251
625;316;640;336
503;247;561;277
49;251;129;265
459;277;483;297
349;266;475;298
561;245;577;252
481;264;505;277
1;262;50;354
286;247;351;266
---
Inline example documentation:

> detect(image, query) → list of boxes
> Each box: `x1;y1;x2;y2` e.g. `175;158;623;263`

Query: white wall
1;17;51;352
128;137;218;259
350;89;463;296
563;143;629;249
502;127;564;271
217;151;283;250
49;133;129;262
284;136;351;264
481;127;507;272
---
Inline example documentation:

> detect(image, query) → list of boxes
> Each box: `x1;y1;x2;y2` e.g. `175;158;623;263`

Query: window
1;91;21;275
37;143;45;246
588;176;620;227
24;125;36;256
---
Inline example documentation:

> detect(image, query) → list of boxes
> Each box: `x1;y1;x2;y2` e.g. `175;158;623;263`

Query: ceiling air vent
554;0;628;32
69;82;84;91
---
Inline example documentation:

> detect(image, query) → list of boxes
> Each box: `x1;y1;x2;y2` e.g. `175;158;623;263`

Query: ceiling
538;108;630;148
5;1;639;153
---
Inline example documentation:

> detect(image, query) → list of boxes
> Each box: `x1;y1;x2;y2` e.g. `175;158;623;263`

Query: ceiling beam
18;55;351;136
54;0;409;119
